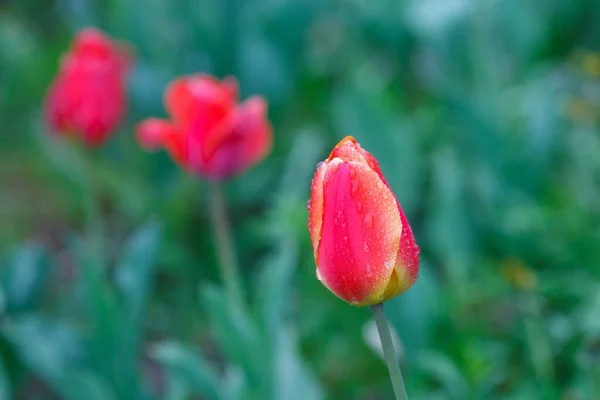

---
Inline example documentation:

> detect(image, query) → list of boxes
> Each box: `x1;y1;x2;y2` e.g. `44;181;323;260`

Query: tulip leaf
112;219;162;398
1;315;117;400
0;356;11;400
35;119;87;187
151;340;224;400
69;236;122;394
255;237;298;339
115;218;162;320
200;284;263;386
415;350;470;400
0;242;48;312
425;147;475;300
273;327;324;400
386;260;440;361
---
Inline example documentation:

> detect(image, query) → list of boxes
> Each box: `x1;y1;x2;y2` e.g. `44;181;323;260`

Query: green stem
521;292;556;393
81;151;104;269
208;182;245;308
371;303;408;400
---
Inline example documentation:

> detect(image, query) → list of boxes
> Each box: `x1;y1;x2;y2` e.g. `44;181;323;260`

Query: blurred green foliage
1;0;600;399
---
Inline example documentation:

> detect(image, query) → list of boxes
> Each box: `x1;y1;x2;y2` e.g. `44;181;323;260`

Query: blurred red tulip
45;28;131;147
307;136;420;306
135;74;272;180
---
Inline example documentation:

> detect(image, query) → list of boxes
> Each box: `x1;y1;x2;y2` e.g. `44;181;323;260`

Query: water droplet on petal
343;235;349;243
331;162;340;172
385;261;393;270
357;201;363;213
316;269;323;281
376;180;384;189
364;213;374;229
316;161;326;169
341;223;347;230
349;167;357;179
366;263;373;277
306;200;311;209
338;210;344;218
351;297;358;305
350;180;359;197
363;242;370;253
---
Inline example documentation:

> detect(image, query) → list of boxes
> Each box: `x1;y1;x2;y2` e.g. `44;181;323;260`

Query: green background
1;0;600;399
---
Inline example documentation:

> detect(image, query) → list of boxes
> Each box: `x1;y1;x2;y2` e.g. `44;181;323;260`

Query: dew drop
384;261;393;270
363;242;370;253
349;168;357;179
366;263;373;277
364;213;374;229
306;200;311;209
376;180;384;189
350;180;359;197
343;235;349;243
382;191;389;199
351;297;358;305
341;223;347;230
338;210;344;218
357;201;363;213
316;161;326;170
316;269;323;281
331;162;341;172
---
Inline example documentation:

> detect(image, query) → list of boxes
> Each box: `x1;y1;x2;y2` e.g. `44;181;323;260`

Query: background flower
136;75;272;180
45;28;131;147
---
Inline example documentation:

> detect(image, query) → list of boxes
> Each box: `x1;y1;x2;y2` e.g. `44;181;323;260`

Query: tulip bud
45;28;131;147
135;74;272;180
307;136;420;306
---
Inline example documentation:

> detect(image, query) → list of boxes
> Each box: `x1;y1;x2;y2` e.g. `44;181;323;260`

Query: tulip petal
164;74;237;137
44;28;129;147
71;28;116;59
190;96;272;179
393;202;420;290
328;136;377;169
135;118;175;150
308;162;327;260
316;160;403;306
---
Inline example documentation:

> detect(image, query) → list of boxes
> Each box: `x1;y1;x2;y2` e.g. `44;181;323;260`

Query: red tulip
307;136;420;306
45;28;131;147
136;74;272;180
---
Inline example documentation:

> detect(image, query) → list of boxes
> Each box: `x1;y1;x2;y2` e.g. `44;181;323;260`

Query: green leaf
112;219;162;398
273;328;323;400
415;350;470;399
115;219;163;319
200;285;262;385
255;237;298;340
0;355;11;400
69;236;122;394
1;315;116;400
386;261;440;361
0;243;48;312
35;119;87;186
151;340;224;400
